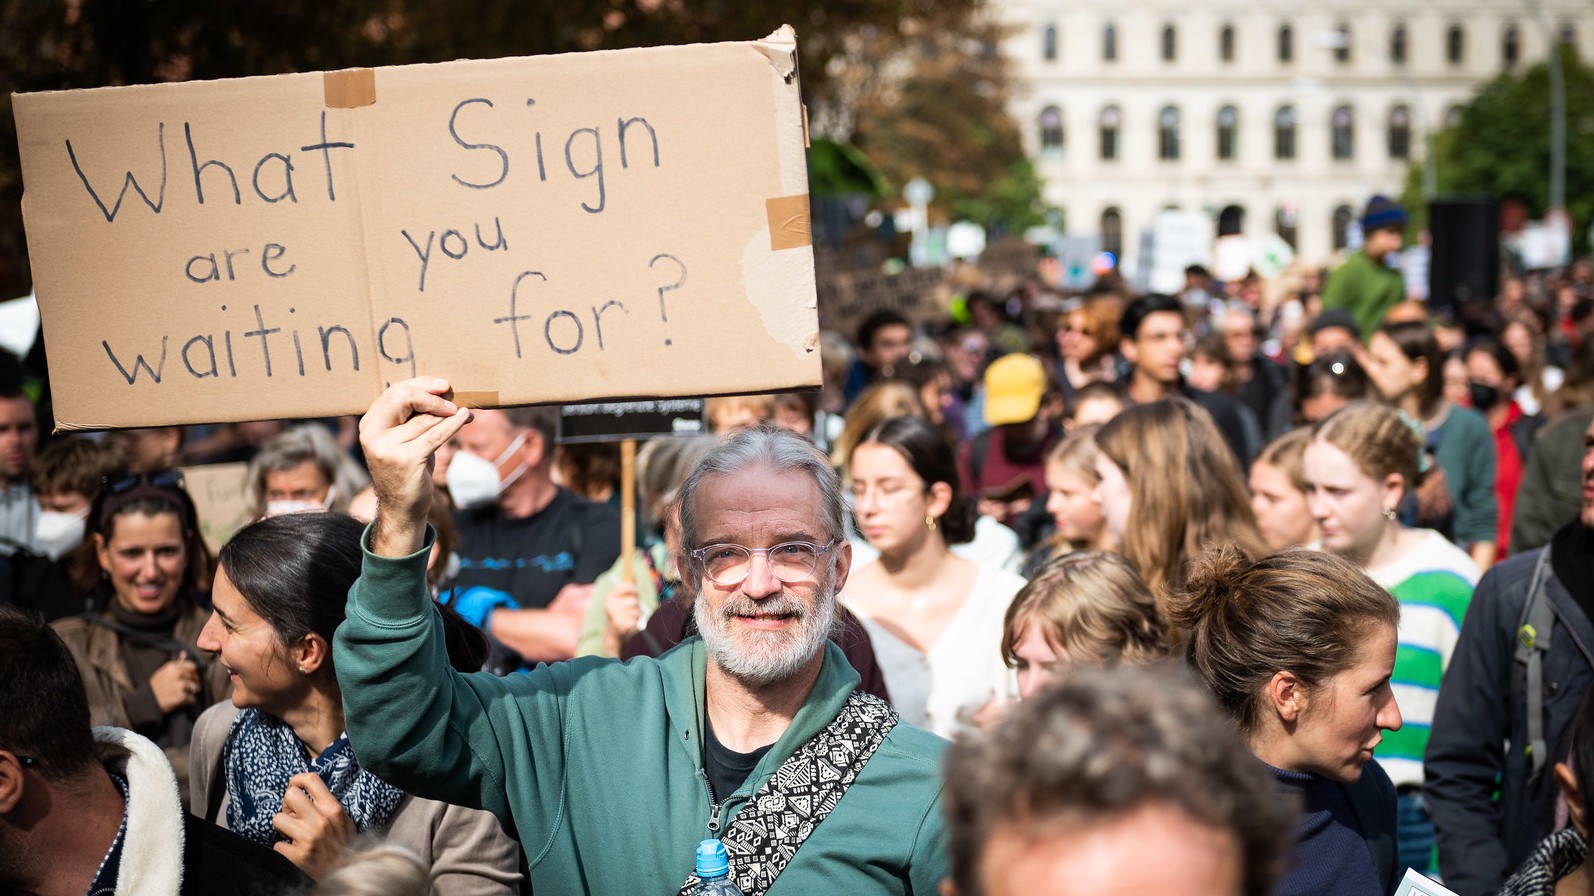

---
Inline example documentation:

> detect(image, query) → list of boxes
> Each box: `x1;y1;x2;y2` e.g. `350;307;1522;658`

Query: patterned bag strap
677;691;899;896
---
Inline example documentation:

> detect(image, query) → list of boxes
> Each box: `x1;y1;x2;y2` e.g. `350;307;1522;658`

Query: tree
1400;44;1594;249
0;0;980;297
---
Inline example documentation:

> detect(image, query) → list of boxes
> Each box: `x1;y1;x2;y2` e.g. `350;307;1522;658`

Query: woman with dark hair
842;415;1025;737
1295;350;1374;425
1168;546;1404;896
1363;319;1498;568
191;513;523;891
1466;336;1537;556
52;469;228;802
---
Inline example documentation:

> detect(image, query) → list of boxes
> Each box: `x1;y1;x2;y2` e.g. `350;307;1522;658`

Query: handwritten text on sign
15;31;817;429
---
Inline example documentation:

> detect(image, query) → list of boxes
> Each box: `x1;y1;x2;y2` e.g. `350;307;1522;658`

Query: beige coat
190;701;524;896
51;602;230;803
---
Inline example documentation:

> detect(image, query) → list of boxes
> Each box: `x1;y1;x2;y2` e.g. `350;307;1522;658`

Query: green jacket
334;533;950;896
1322;249;1406;338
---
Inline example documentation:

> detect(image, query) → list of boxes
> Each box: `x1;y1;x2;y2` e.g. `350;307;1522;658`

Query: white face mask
35;508;88;560
446;433;528;510
264;484;338;519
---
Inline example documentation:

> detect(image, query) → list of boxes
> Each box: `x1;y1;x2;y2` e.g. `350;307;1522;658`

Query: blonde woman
1001;550;1166;699
1026;424;1112;572
1250;428;1320;551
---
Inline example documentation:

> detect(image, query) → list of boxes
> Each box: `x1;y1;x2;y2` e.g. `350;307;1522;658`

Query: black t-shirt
704;714;772;803
452;488;621;609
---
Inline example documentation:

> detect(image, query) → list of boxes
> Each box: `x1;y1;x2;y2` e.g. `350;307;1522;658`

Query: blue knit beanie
1362;195;1407;233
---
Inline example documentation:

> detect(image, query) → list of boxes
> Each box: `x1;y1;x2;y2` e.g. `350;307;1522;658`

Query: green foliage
1401;44;1594;249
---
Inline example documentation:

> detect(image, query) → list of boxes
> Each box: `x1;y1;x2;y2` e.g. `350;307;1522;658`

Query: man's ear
1555;761;1586;836
1267;671;1306;724
0;752;29;815
1119;337;1139;367
522;428;548;469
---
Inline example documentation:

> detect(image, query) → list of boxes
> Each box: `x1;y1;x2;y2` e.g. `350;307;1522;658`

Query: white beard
694;576;836;688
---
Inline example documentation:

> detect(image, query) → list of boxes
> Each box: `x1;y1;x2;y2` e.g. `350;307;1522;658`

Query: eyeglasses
689;540;838;587
104;469;185;494
849;481;927;507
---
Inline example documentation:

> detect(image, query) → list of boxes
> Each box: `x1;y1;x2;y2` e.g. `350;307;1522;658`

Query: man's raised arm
359;377;469;557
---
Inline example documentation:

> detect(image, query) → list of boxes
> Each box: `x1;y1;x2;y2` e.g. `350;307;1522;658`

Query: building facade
997;0;1593;272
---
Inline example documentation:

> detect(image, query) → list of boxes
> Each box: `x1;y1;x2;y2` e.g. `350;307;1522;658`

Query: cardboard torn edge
758;25;799;84
766;194;811;251
324;68;377;108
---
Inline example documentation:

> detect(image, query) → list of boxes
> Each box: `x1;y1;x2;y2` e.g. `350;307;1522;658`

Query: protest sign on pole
14;28;818;430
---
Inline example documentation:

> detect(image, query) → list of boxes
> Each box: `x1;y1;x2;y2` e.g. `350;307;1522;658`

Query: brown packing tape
324;69;377;108
766;194;811;251
448;391;501;409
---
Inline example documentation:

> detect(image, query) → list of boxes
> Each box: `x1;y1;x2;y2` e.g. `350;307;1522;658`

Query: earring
925;514;938;532
1382;505;1397;521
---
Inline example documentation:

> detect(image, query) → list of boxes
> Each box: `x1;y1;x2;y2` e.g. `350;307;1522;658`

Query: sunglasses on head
103;469;185;494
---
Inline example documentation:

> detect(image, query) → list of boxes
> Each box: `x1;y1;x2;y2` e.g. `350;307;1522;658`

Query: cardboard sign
14;28;818;430
179;461;251;555
558;399;706;444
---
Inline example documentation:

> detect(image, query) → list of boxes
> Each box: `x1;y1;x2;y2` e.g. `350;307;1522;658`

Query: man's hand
273;772;356;880
359;377;469;557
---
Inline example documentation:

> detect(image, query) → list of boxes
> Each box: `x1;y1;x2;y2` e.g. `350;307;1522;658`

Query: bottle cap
696;838;730;878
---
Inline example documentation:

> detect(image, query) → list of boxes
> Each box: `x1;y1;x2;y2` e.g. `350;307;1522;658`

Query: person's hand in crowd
602;582;642;655
273;772;356;880
150;651;200;713
359;377;468;557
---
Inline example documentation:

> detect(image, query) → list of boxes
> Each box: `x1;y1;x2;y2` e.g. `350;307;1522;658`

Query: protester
51;469;227;803
106;426;185;473
1000;550;1165;699
942;662;1295;896
1218;302;1292;438
245;423;369;518
444;406;620;667
1306;309;1363;360
1497;688;1594;896
0;605;308;896
191;513;523;890
960;353;1062;528
1054;296;1121;400
554;442;621;506
338;382;949;894
1295;349;1374;425
843;415;1025;736
1425;411;1594;895
1066;379;1127;427
705;395;775;435
1250;428;1320;551
9;436;122;619
0;366;39;553
1322;195;1408;338
1466;337;1535;555
1305;400;1479;874
1363;320;1498;568
831;379;927;470
1093;397;1265;609
845;310;916;402
1168;547;1404;896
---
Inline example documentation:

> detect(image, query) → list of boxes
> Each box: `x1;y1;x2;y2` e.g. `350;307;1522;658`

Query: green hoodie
334;533;949;896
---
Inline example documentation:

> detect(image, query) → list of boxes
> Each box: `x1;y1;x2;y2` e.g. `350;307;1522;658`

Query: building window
1220;24;1236;62
1101;208;1123;258
1332;205;1354;251
1445;104;1465;128
1162;24;1177;62
1388;106;1412;159
1447;24;1465;64
1274;106;1297;160
1333;23;1351;63
1218;205;1245;237
1103;24;1117;61
1391;25;1407;66
1039;106;1064;152
1561;22;1576;45
1043;23;1058;61
1099;106;1121;160
1503;25;1520;69
1278;23;1293;62
1331;105;1355;160
1216;106;1239;160
1158;106;1181;160
1276;205;1299;249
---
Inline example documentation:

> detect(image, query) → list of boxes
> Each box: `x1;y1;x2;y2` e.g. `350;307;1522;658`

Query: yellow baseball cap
983;354;1047;426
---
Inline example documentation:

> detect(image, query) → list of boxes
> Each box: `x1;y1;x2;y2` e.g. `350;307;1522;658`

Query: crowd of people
2;193;1594;895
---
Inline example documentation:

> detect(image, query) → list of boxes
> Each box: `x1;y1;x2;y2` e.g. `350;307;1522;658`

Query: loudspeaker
1428;197;1499;317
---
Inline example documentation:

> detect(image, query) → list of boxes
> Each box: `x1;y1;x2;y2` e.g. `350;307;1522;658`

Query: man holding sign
335;379;948;896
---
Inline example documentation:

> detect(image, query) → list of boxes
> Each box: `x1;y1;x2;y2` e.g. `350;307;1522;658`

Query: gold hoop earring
925;514;937;532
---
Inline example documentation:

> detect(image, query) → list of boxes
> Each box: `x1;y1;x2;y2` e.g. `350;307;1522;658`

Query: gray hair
245;423;370;517
678;425;846;549
944;663;1295;896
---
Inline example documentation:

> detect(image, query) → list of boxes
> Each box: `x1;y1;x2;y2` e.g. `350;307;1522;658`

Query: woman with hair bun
842;415;1026;737
1169;546;1403;896
1001;550;1165;699
1304;399;1479;877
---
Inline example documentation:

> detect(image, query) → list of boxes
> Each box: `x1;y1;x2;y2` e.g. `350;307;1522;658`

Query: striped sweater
1367;528;1480;788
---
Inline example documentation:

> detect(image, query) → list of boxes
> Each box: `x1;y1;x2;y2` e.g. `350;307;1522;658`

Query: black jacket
1424;545;1594;896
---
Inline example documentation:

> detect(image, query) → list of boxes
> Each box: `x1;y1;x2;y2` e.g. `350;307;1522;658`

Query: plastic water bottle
687;838;745;896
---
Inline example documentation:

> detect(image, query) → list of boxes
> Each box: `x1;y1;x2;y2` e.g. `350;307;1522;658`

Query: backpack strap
677;691;899;896
1340;772;1398;896
1513;546;1557;779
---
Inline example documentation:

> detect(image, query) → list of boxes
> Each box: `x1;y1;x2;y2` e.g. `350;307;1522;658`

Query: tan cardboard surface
179;462;251;555
15;27;818;430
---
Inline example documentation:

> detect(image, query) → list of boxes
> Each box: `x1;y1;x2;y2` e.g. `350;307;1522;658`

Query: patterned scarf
223;708;404;847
